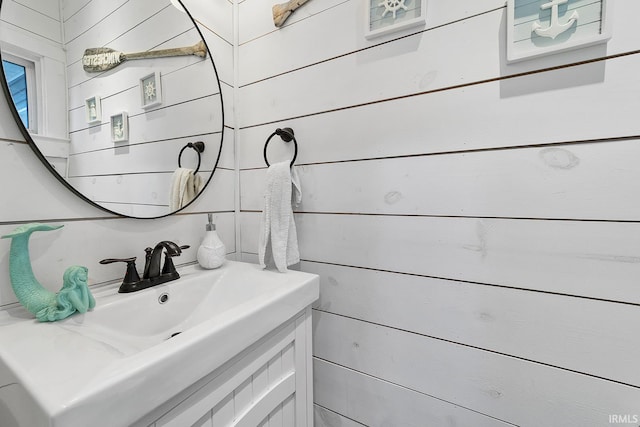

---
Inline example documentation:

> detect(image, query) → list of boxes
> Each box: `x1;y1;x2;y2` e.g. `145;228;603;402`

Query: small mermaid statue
1;223;96;322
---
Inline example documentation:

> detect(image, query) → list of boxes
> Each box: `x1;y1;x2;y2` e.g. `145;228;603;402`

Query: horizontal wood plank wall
237;0;640;425
0;0;236;308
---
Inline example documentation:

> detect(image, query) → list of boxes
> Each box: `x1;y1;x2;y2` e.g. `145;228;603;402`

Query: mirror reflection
0;0;224;218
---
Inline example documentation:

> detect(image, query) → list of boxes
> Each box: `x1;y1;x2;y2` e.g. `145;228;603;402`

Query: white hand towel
169;168;203;211
258;161;302;272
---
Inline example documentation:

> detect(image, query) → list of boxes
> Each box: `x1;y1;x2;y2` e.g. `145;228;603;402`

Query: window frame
2;51;40;134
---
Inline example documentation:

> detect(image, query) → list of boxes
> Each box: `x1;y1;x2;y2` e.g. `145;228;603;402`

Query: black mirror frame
0;0;225;219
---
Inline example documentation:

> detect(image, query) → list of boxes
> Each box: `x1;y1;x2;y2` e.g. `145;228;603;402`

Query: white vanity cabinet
140;308;313;427
0;262;318;427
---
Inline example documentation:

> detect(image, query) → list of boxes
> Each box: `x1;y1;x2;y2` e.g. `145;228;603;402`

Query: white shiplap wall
237;0;640;426
0;0;236;308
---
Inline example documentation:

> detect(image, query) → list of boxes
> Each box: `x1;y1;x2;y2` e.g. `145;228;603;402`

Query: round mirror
0;0;224;218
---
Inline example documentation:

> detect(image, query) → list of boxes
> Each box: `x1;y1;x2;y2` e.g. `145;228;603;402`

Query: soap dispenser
197;213;226;269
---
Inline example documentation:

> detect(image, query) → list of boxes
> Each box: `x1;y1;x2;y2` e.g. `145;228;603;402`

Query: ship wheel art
378;0;408;18
144;81;156;101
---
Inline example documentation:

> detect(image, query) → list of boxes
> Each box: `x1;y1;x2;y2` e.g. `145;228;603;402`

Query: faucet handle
99;257;141;286
143;247;153;279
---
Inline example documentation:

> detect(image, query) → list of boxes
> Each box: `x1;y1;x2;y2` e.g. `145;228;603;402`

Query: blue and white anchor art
506;0;611;62
532;0;579;40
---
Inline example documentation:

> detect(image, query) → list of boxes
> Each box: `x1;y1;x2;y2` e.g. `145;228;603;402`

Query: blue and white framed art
506;0;611;62
365;0;427;39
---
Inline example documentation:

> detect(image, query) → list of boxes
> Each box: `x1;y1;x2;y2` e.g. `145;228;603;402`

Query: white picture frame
365;0;427;39
506;0;612;63
85;95;102;124
110;112;128;142
140;72;162;109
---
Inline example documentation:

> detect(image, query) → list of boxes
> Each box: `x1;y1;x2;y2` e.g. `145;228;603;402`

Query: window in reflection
2;53;36;132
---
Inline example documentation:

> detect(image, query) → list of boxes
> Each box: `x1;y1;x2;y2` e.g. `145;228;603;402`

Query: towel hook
264;127;298;168
178;141;205;174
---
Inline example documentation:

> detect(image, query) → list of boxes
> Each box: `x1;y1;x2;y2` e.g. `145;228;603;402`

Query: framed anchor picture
506;0;612;63
365;0;427;39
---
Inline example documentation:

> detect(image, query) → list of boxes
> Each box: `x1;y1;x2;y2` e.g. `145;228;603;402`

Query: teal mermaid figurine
1;223;95;322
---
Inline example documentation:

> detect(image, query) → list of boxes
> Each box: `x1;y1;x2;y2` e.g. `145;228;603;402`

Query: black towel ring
178;141;205;174
264;127;298;168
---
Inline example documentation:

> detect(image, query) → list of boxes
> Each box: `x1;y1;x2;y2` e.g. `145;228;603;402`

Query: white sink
0;261;319;427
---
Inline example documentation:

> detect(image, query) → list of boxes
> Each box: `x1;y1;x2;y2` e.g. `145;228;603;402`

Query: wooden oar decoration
272;0;311;27
82;40;207;73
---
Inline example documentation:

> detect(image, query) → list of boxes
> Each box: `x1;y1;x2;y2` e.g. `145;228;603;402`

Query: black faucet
145;241;182;280
100;241;189;293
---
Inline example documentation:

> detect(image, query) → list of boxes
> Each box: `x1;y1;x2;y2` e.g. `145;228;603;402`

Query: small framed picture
506;0;612;63
140;72;162;109
110;112;128;142
85;95;102;124
365;0;427;39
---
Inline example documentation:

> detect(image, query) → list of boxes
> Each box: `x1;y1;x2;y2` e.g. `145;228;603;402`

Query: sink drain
158;292;169;304
169;332;182;339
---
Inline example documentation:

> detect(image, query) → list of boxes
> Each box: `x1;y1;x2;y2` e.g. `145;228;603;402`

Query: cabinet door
152;308;312;427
